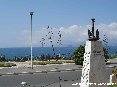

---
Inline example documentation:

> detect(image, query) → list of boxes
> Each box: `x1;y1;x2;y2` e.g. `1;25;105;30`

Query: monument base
80;41;108;87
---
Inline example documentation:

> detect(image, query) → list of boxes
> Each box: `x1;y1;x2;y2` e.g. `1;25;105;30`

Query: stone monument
80;18;108;87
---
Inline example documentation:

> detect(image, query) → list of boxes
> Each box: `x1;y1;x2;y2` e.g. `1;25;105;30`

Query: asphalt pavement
0;63;82;75
0;59;116;87
0;70;81;87
0;68;113;87
0;62;116;76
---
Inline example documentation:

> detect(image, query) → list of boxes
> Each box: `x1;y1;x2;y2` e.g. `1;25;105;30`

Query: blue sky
0;0;117;47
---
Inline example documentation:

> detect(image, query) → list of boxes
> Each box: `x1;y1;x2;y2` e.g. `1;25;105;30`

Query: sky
0;0;117;47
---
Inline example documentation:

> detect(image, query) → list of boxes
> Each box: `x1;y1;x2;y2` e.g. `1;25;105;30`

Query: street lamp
30;12;34;69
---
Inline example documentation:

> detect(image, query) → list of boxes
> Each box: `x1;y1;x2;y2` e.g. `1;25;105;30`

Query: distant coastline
0;46;116;59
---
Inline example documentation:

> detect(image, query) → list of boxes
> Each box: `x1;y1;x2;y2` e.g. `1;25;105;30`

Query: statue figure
96;29;99;40
88;18;100;41
88;29;92;38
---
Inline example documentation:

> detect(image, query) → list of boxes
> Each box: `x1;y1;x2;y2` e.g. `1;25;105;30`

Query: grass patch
109;84;117;87
60;60;75;63
47;61;63;64
33;61;47;65
0;62;16;67
33;61;62;65
33;60;74;65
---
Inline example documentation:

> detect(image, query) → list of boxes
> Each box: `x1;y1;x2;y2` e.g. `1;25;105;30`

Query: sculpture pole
91;18;95;38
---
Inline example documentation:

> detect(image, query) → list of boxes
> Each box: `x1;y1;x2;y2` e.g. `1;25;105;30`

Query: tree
103;47;109;61
72;45;108;65
0;54;6;62
72;45;85;65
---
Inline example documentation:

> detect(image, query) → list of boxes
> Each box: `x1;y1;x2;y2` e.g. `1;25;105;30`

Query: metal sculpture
88;18;99;41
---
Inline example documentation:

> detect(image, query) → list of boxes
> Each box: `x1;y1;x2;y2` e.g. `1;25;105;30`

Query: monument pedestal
80;41;108;87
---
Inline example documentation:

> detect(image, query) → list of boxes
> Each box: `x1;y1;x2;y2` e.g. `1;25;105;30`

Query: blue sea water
0;47;76;59
0;46;116;59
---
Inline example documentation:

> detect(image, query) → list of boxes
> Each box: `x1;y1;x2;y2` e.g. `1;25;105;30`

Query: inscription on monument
93;51;101;53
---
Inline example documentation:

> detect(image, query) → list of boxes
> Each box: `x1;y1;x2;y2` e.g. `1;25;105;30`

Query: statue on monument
88;18;99;41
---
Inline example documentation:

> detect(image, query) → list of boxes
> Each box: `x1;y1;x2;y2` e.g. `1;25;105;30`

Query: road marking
72;83;79;85
50;70;57;72
22;72;28;74
35;71;41;73
107;66;114;68
6;73;14;75
65;69;72;71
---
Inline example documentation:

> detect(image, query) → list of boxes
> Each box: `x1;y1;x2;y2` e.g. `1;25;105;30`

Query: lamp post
30;12;33;69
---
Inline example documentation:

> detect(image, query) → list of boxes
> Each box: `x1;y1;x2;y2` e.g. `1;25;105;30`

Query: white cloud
19;22;117;47
95;22;117;46
59;25;87;46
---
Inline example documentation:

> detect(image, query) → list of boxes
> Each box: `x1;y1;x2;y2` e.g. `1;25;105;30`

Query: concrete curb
21;72;29;74
1;72;18;76
49;69;61;72
35;71;41;73
6;73;15;75
0;68;82;76
1;66;114;76
107;65;115;68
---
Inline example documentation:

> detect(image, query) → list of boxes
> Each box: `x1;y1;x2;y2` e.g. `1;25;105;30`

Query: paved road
0;70;81;87
0;68;113;87
0;63;115;75
0;64;82;75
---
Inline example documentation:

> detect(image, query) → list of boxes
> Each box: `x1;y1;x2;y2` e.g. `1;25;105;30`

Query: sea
0;47;76;59
0;46;117;59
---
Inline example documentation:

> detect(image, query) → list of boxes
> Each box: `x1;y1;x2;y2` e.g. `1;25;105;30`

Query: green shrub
72;45;85;65
109;84;117;87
